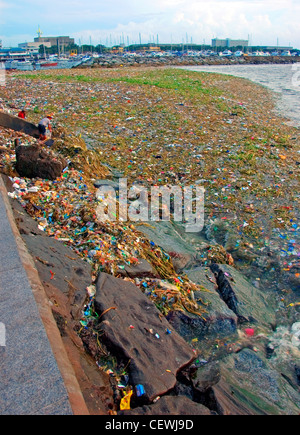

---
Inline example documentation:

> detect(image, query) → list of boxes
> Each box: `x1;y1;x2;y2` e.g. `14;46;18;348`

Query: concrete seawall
0;112;39;138
0;174;89;415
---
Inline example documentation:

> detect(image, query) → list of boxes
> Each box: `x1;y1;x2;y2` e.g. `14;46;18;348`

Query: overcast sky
1;0;299;48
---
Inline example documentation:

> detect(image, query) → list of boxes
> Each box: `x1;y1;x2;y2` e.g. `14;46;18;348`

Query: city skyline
0;0;299;49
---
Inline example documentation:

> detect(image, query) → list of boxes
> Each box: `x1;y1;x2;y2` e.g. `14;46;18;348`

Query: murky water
178;63;300;128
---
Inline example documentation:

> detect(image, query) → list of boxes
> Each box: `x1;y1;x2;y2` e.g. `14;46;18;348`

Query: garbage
1;67;300;415
119;389;133;410
0;73;299;304
135;384;145;397
244;328;255;337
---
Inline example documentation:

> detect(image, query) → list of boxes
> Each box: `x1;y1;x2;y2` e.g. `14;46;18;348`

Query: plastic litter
119;390;133;410
135;384;145;397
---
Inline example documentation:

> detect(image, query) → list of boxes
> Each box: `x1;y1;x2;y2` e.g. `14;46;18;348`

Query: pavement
0;175;88;415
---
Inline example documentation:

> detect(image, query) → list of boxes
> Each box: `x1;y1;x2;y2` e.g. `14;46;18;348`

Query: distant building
0;40;2;49
18;34;75;55
34;36;75;50
0;47;29;59
212;38;249;48
18;41;51;54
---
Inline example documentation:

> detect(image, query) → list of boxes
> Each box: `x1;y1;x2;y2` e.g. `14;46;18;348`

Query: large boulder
210;263;276;329
167;267;238;359
15;145;67;180
94;272;195;403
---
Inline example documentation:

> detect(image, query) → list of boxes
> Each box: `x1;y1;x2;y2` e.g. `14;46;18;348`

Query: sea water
179;63;300;128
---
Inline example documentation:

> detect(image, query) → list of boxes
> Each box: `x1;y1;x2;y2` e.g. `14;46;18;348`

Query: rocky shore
88;54;300;69
0;67;299;415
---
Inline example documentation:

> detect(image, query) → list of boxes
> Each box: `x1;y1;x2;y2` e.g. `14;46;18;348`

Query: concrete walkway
0;176;87;415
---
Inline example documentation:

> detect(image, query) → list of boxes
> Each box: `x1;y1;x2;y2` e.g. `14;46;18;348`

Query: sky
0;0;300;49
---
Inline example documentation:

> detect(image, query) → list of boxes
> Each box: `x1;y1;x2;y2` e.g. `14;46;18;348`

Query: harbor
1;30;299;72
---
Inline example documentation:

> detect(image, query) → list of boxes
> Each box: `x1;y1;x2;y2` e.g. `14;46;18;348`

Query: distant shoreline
88;55;300;69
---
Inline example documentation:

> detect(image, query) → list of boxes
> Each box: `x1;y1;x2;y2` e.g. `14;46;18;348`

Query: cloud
0;0;9;24
72;1;300;47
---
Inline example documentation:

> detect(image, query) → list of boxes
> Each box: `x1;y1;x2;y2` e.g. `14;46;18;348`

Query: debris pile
1;67;299;415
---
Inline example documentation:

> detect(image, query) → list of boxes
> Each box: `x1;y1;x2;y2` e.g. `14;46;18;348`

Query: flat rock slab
166;267;238;360
214;348;300;415
95;272;195;402
22;233;90;320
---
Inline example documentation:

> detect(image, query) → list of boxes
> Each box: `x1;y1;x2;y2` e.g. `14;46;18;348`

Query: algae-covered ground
1;66;299;298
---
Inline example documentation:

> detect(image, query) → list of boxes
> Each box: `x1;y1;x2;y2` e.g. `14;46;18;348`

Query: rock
94;272;195;403
191;361;221;393
169;252;193;273
119;395;212;415
137;221;197;257
214;349;300;415
21;232;90;320
137;220;205;273
167;267;238;358
15;145;68;180
117;258;159;279
93;179;120;190
205;218;232;247
210;264;276;329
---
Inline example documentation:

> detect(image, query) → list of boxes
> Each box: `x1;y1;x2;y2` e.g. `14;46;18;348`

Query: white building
212;38;249;48
18;41;51;54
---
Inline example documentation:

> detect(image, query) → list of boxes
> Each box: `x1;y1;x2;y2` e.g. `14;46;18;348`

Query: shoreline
175;63;300;129
0;67;299;415
88;55;300;69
